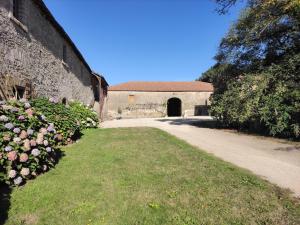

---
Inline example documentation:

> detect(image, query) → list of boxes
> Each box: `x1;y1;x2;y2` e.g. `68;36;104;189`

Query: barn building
107;81;213;119
0;0;108;120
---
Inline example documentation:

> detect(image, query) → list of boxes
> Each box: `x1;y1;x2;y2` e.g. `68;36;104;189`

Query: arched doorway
167;98;181;117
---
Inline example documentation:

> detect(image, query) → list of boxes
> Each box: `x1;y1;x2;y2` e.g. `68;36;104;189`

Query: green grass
3;128;300;225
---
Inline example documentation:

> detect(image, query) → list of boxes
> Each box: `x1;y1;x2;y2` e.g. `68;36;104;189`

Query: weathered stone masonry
0;0;100;105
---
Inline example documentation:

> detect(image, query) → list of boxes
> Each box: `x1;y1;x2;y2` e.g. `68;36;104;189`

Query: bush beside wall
0;98;99;186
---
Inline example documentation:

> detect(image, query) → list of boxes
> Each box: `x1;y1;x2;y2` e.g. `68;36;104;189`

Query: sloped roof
92;72;109;87
108;81;213;92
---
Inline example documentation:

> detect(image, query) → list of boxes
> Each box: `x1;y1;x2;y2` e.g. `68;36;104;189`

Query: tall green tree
200;0;300;138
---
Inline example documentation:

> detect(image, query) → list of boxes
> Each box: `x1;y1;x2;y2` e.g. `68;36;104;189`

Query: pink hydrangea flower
3;133;11;141
18;115;25;121
40;128;48;135
25;108;34;118
36;138;43;145
7;151;17;161
8;170;17;178
13;137;22;144
43;140;49;146
36;133;44;145
19;153;29;162
23;139;31;151
30;139;37;147
19;130;28;139
20;168;30;176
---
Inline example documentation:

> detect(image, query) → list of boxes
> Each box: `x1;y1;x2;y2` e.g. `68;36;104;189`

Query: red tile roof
108;81;213;92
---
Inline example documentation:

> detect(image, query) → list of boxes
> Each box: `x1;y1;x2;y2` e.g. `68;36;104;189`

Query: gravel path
102;117;300;197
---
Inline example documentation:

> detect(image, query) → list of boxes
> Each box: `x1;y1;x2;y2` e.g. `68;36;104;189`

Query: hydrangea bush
0;98;99;186
31;98;79;144
69;101;98;129
31;98;98;143
0;99;60;186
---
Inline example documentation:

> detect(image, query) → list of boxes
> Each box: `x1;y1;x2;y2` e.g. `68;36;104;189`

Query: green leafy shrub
210;54;300;138
31;98;79;144
69;101;98;129
0;99;61;186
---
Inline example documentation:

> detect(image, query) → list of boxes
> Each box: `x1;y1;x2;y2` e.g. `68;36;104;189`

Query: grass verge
3;128;300;225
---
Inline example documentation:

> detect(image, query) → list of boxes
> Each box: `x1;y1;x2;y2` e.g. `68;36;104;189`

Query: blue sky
44;0;244;85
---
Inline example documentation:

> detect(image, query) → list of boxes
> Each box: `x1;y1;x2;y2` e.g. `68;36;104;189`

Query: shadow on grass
0;183;11;225
0;148;65;225
70;129;85;144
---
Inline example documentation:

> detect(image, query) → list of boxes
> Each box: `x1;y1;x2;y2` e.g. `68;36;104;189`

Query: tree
202;0;300;138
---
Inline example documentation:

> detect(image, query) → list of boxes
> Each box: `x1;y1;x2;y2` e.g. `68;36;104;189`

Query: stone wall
0;0;94;105
107;91;213;119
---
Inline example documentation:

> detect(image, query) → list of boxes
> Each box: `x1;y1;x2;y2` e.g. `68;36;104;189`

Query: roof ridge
108;81;214;92
111;81;211;84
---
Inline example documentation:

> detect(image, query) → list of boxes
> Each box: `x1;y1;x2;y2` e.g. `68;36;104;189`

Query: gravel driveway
102;117;300;197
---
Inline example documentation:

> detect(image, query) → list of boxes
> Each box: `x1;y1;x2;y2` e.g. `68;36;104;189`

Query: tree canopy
199;0;300;138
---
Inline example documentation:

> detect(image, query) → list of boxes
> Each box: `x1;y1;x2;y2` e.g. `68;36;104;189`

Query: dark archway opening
167;98;181;117
62;97;67;105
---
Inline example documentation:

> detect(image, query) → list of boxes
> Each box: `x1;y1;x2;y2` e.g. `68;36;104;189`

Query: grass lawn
2;128;300;225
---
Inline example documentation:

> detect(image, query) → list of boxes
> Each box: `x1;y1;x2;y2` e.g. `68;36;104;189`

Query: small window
13;0;23;23
80;66;83;78
14;85;25;100
128;95;135;104
63;45;67;62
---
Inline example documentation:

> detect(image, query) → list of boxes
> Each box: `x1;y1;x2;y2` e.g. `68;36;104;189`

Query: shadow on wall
194;105;210;116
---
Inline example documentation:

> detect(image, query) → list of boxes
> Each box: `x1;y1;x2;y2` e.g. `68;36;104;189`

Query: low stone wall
107;90;212;119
